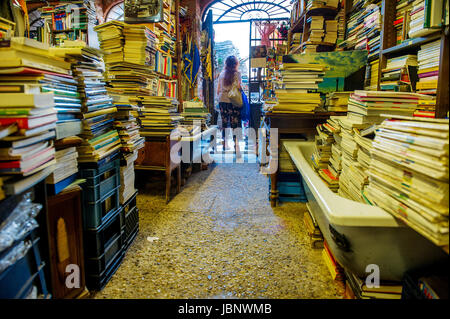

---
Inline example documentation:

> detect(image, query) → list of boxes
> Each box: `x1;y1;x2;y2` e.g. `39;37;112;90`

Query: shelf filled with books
378;0;449;118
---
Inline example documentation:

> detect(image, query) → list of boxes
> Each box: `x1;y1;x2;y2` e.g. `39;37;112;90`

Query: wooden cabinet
46;186;86;299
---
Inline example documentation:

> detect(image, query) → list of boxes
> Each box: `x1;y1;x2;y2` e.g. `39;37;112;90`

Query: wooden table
265;111;346;207
135;135;182;203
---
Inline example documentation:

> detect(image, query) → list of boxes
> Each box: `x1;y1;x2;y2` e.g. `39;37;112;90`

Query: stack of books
326;116;346;185
279;142;298;173
308;16;325;42
181;101;211;129
324;20;338;44
45;145;79;195
337;118;373;202
0;17;15;39
416;40;440;96
394;0;414;45
408;0;444;38
340;1;382;59
119;149;138;204
325;92;351;112
364;58;380;90
123;24;157;67
132;96;182;137
52;46;121;163
336;5;346;46
0;38;63;195
380;54;418;91
312;124;339;191
347;90;431;124
273;63;325;113
345;269;402;299
289;33;303;54
113;105;145;154
365;115;449;247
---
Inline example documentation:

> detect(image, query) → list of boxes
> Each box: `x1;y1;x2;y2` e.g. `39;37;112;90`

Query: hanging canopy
205;0;292;23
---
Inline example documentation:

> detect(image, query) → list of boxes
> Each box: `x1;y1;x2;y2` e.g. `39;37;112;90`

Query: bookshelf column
435;28;449;118
176;0;183;112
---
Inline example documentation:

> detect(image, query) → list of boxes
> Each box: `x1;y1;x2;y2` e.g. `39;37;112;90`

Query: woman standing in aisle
217;55;243;158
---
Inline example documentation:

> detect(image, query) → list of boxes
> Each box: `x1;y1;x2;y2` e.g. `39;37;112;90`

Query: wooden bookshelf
377;0;449;118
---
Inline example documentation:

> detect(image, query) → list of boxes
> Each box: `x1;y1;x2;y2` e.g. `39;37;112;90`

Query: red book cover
393;18;404;26
0;113;57;129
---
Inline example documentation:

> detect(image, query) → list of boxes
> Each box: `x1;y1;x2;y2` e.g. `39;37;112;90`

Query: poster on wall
124;0;163;23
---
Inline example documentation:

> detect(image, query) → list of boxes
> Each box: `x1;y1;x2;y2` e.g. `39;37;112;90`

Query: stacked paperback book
0;37;66;195
408;0;444;38
326;92;351;112
312;124;339;191
364;58;380;90
365;115;449;247
45;145;79;195
340;0;381;59
416;40;440;95
52;45;121;163
380;54;417;92
347;90;431;124
180;101;211;129
273;63;325;113
132;96;181;137
113;105;145;154
338;118;374;202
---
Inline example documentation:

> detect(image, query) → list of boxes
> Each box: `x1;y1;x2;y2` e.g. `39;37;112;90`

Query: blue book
46;173;77;196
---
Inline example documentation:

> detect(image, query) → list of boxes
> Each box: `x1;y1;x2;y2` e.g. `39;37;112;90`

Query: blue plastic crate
0;236;48;299
81;165;120;202
85;230;124;275
79;159;120;178
124;206;139;244
85;249;125;291
123;224;139;253
82;186;120;230
84;208;123;257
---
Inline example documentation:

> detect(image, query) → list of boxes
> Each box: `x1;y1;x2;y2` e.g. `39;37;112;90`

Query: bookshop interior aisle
94;161;342;299
0;0;449;300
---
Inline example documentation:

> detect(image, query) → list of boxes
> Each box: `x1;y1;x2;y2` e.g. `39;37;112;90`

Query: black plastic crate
121;190;137;217
85;230;124;276
123;221;139;253
124;206;139;243
82;186;120;230
83;208;124;257
0;236;48;299
86;250;125;291
81;165;120;202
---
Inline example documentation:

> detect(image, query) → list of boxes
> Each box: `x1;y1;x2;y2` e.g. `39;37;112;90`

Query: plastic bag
0;192;41;253
240;90;250;122
0;240;32;273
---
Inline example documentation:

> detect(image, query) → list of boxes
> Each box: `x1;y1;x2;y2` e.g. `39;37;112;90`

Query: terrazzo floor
93;158;343;299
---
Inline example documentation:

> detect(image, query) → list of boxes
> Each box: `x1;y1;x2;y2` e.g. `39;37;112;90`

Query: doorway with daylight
202;0;291;160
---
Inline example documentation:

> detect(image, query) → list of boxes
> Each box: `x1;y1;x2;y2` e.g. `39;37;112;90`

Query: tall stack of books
394;0;414;45
365;115;449;247
364;58;380;90
95;21;162;99
408;0;444;38
326;116;346;185
0;37;80;195
347;90;431;124
52;45;120;163
340;1;382;60
273;63;325;113
337;117;373;202
290;0;305;26
380;54;418;91
416;40;440;95
325;92;351;112
314;124;339;192
132;96;182;137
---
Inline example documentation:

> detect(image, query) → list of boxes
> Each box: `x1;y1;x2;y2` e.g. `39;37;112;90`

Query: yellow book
83;107;117;119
